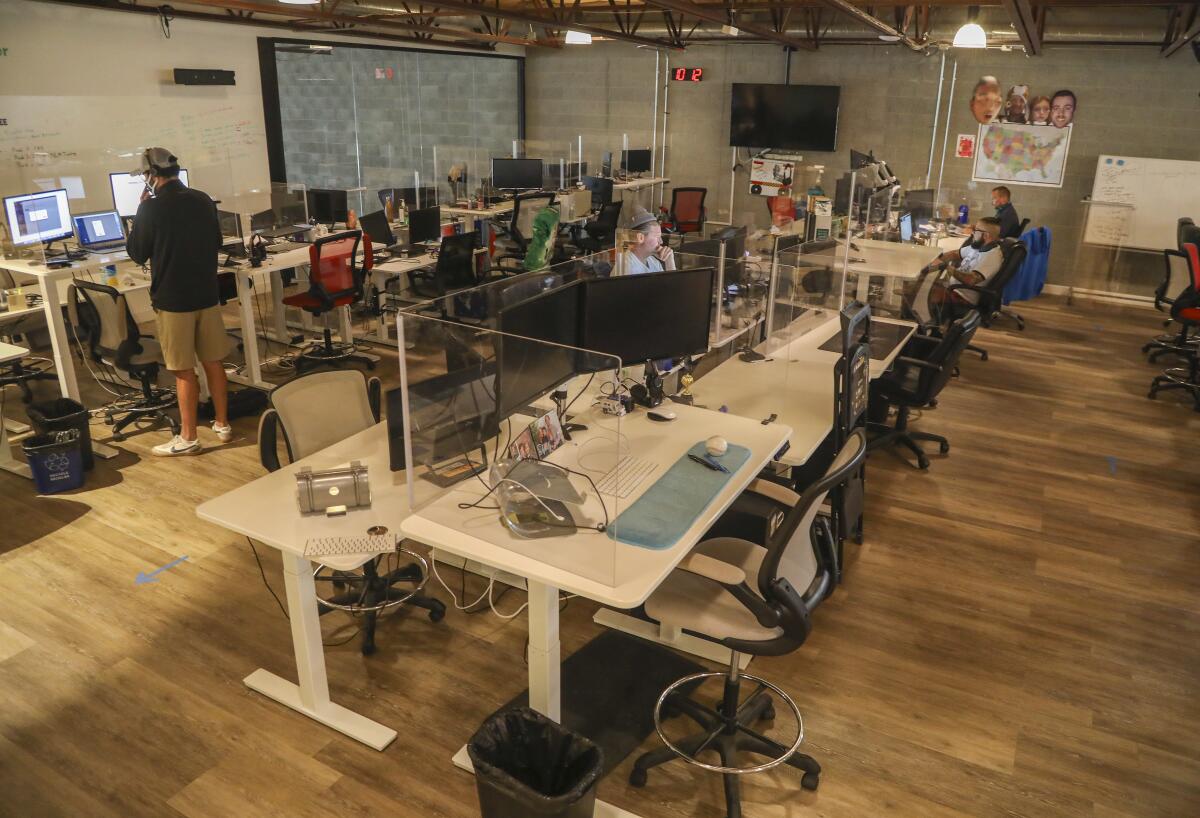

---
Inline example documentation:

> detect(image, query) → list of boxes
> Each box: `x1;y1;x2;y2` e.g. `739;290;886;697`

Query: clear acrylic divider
1073;199;1136;301
398;304;625;589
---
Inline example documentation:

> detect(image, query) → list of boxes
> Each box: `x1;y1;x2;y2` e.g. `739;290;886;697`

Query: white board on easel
1084;155;1200;252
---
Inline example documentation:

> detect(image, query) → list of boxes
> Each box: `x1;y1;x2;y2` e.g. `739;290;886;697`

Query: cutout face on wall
1029;95;1052;125
1050;90;1077;128
970;76;1003;124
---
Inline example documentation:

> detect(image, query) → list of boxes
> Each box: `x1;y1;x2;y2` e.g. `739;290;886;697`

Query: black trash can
23;430;85;494
27;398;93;471
468;707;603;818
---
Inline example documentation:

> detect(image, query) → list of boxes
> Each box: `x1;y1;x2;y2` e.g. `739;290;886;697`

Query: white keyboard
593;456;658;499
304;535;395;558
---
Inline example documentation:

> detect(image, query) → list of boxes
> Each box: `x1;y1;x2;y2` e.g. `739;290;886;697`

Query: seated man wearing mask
926;216;1004;322
623;208;675;275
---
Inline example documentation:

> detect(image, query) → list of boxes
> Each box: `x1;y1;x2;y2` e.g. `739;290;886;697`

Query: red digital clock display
672;67;703;82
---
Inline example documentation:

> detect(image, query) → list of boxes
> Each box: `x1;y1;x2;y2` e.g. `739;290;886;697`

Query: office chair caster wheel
1147;389;1158;400
801;771;820;791
629;767;648;788
427;605;445;623
112;432;125;442
939;441;950;454
980;351;989;361
759;701;776;722
361;642;377;657
917;456;930;470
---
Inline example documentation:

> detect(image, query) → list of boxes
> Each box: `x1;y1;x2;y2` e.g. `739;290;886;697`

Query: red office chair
283;230;375;374
1149;242;1200;410
661;187;707;243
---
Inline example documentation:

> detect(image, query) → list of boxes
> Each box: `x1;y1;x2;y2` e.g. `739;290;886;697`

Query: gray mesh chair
628;430;867;818
257;368;445;655
68;280;179;441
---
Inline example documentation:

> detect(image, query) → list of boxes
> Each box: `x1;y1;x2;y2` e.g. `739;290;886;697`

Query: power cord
246;537;363;648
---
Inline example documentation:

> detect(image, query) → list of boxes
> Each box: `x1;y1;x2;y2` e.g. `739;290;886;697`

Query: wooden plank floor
2;296;1198;818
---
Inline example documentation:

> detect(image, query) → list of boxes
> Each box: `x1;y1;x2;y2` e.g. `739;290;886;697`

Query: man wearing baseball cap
126;147;231;456
624;207;675;275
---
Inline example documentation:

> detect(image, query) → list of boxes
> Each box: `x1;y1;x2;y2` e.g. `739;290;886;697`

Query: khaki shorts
155;306;230;371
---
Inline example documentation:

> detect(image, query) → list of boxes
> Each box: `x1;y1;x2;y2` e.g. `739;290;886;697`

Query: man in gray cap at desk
623;207;676;275
126;147;231;457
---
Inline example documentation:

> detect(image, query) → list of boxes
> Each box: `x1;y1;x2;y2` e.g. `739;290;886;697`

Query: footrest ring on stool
652;670;805;776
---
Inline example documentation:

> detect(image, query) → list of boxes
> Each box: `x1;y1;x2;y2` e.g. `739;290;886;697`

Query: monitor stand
630;361;664;409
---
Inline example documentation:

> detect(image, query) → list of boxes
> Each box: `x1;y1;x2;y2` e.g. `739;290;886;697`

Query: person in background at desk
623;208;675;275
126;147;232;457
991;186;1020;239
926;216;1004;321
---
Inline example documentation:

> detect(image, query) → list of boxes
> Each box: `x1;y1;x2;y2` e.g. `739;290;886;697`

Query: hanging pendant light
953;7;987;49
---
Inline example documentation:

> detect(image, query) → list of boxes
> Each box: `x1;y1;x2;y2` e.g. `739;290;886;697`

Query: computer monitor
582;176;613;210
620;149;652;174
377;187;436;210
714;226;746;263
580;267;715;365
305;188;349;225
217;209;241;239
850;149;874;170
4;189;73;246
492;158;544;192
108;169;189;218
408;206;441;247
899;212;913;243
72;210;125;248
546;162;588;189
358;210;395;248
905;188;935;225
496;282;584;419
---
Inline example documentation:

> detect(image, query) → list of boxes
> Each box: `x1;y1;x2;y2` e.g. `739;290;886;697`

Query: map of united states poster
972;122;1072;188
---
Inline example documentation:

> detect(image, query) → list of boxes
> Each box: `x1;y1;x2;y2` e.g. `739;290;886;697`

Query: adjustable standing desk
0;341;32;479
400;401;789;818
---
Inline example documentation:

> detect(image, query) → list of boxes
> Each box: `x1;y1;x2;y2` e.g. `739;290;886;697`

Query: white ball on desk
705;436;728;457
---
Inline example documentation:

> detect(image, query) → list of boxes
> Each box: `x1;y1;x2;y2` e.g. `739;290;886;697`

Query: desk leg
450;579;641;818
0;389;31;479
243;552;396;751
36;274;80;403
527;580;562;721
269;270;290;343
232;273;273;391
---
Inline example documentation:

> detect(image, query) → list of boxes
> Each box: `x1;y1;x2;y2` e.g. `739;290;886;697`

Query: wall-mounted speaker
174;68;235;86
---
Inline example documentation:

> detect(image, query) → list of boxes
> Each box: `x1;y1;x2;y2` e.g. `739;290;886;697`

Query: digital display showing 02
672;67;703;82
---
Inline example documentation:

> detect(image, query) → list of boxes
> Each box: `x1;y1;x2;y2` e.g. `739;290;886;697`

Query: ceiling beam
640;0;817;50
1162;13;1200;56
427;0;681;48
178;0;555;47
815;0;926;50
1001;0;1043;54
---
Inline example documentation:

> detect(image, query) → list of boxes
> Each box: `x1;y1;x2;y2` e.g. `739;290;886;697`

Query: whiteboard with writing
1084;155;1200;251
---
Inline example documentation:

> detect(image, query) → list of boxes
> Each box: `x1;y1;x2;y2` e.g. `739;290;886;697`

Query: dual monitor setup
490;149;651;194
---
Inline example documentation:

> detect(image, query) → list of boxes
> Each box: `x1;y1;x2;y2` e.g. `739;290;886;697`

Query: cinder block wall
527;41;1198;293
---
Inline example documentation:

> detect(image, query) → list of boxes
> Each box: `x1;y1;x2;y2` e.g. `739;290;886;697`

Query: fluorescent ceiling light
565;30;592;45
952;22;987;48
278;0;321;5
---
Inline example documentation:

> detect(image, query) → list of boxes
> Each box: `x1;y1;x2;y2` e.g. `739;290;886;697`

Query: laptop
72;210;126;252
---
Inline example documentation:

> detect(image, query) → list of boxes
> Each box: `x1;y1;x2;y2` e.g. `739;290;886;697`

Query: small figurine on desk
248;233;268;268
674;372;695;405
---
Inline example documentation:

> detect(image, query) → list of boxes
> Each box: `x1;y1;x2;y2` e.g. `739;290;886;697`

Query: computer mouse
647;409;676;422
706;436;728;457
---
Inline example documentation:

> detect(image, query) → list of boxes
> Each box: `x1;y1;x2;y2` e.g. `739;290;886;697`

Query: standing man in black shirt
991;186;1022;239
126;147;231;456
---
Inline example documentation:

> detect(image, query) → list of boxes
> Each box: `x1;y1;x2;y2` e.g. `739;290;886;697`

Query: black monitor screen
496;282;584;418
306;189;348;224
905;188;935;224
621;149;652;173
729;83;840;151
582;176;613;209
546;162;588;188
580;267;715;365
492;158;544;191
408;206;441;245
359;210;394;247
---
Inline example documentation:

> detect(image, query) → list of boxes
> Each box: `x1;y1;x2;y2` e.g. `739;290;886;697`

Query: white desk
613;176;670;192
197;422;409;751
839;240;941;304
400;401;788;818
441;201;514;221
0;341;32;479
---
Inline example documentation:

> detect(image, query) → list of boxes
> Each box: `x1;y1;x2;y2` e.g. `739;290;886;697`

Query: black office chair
571;201;623;256
628;430;867;817
945;237;1027;361
258;368;445;655
67;280;179;442
495;192;557;273
407;232;480;301
867;310;981;469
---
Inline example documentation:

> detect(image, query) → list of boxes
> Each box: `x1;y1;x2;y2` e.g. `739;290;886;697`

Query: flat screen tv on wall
729;83;841;152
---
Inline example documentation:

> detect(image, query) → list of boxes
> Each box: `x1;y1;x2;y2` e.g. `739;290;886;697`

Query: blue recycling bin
22;430;85;494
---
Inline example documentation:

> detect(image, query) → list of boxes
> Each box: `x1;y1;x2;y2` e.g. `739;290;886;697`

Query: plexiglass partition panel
1073;200;1135;298
399;309;626;587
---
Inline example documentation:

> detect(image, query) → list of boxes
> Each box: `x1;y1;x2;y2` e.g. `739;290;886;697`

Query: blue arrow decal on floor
136;555;189;585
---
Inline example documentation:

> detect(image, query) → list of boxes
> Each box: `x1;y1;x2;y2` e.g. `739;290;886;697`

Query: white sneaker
152;435;201;457
211;422;234;443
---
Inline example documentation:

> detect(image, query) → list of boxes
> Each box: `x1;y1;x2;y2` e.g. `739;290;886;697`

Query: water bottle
957;204;969;225
105;265;119;288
